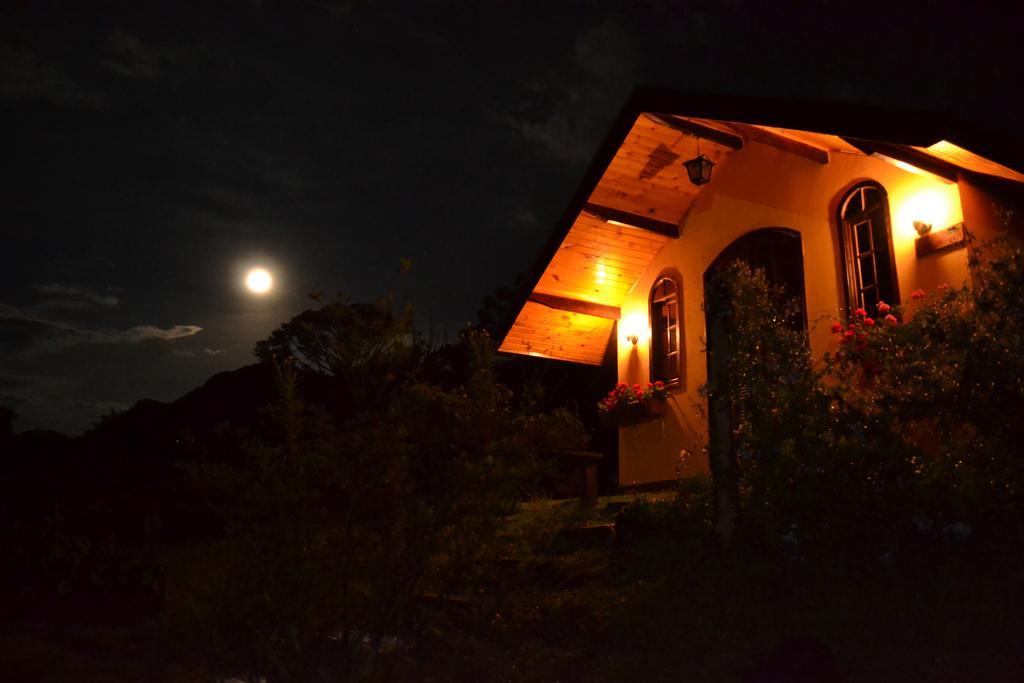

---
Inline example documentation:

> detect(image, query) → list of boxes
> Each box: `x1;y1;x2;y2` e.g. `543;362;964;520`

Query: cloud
108;325;203;344
101;30;166;80
0;309;201;355
34;283;119;308
0;45;106;109
172;347;225;359
491;20;641;164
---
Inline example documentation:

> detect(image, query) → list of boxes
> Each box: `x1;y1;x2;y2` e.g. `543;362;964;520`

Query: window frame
649;274;683;388
837;182;900;314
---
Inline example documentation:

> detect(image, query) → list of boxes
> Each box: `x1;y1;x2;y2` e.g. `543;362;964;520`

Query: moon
245;268;273;294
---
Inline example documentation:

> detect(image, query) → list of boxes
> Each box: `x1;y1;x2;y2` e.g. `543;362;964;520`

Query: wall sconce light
621;312;648;349
913;220;933;236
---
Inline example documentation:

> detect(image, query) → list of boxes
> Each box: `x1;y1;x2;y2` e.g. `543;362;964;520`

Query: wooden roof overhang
498;112;740;364
498;87;1024;366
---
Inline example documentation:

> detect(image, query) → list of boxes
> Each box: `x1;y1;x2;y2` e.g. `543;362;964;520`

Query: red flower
884;314;898;325
878;301;891;314
863;317;875;326
911;289;926;300
654;381;665;389
854;307;867;318
938;282;950;291
830;322;843;334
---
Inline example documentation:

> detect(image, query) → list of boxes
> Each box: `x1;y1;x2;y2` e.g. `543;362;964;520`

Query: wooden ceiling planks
501;113;735;366
532;211;672;307
498;301;614;366
585;114;732;225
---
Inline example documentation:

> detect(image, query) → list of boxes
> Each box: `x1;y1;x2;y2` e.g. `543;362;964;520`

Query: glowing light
874;152;953;184
620;312;650;349
876;153;929;177
246;268;273;294
596;262;607;285
896;189;955;239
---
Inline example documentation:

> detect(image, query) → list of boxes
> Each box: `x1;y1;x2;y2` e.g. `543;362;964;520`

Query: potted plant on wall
598;381;670;427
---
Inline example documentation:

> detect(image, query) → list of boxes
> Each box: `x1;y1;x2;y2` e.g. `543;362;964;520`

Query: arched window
838;182;899;313
650;276;682;386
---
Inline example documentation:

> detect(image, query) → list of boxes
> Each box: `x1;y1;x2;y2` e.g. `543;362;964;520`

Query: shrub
171;304;586;681
701;239;1024;556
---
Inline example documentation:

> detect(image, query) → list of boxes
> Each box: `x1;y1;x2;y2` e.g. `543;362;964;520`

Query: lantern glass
684;154;714;186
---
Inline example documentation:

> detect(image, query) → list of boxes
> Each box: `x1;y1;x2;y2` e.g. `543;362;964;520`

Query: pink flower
938;283;950;291
830;322;843;334
884;314;898;325
878;301;891;314
863;317;875;326
854;308;867;318
911;289;926;300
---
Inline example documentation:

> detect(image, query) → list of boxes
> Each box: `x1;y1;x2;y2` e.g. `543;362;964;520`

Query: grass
4;489;1022;681
415;489;1024;682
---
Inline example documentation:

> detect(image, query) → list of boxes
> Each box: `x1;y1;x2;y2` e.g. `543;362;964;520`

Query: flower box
598;381;670;427
600;397;668;427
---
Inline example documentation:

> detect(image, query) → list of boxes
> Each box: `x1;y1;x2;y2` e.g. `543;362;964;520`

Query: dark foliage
703;239;1024;557
169;297;585;680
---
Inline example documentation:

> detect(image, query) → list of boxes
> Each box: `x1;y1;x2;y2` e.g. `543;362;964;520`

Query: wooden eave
498;111;736;365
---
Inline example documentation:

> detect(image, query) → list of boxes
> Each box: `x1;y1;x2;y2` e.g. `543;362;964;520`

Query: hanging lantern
684;153;714;186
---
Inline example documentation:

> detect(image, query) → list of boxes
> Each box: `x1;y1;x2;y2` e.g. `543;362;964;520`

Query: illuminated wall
616;140;967;486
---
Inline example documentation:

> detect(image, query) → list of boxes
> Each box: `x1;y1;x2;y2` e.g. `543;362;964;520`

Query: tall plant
702;261;831;551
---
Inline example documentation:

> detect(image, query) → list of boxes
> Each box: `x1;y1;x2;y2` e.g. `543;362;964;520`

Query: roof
498;86;1024;366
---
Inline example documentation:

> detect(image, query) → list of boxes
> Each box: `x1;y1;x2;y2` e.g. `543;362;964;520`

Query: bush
702;239;1024;556
170;302;586;681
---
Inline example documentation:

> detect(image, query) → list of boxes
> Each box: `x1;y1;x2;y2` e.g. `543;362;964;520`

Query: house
498;87;1024;487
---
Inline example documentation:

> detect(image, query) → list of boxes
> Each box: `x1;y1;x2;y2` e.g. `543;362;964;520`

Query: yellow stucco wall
616;141;969;487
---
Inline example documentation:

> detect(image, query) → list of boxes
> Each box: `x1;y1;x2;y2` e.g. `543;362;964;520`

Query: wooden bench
553;450;603;507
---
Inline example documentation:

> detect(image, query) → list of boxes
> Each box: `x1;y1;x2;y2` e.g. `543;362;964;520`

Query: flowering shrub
702;238;1024;555
823;239;1024;528
597;380;669;414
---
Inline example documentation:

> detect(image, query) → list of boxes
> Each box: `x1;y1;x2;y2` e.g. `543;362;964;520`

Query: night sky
3;1;1022;433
